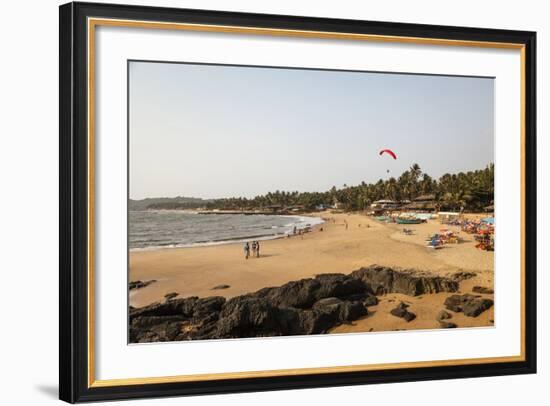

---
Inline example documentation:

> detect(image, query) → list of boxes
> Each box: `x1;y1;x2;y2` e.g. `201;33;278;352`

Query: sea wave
130;214;324;251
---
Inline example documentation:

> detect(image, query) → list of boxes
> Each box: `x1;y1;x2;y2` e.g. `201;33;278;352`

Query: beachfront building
368;199;401;215
402;194;438;213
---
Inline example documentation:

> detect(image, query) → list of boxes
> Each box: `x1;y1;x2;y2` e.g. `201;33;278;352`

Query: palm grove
202;164;494;213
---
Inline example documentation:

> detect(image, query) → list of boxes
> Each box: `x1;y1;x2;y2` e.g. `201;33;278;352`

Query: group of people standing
243;240;261;259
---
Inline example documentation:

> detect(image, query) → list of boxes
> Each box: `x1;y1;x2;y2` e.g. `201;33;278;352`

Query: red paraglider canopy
379;149;397;160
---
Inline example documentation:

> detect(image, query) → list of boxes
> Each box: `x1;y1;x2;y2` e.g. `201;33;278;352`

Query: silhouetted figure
244;242;250;259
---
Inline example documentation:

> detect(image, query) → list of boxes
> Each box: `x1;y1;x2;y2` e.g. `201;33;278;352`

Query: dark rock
129;280;156;290
254;278;322;308
130;296;225;320
463;298;494;317
451;272;477;281
436;310;452;320
363;295;379;307
215;297;292;338
351;265;458;296
403;312;416;322
444;294;494;317
312;297;342;309
439;321;457;328
212;284;230;290
129;267;462;343
164;292;179;300
254;273;366;309
444;294;470;312
397;302;409;309
472;286;494;294
298;309;338;335
390;302;416;322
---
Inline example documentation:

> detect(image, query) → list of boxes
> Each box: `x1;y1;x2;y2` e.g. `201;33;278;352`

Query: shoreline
129;213;325;252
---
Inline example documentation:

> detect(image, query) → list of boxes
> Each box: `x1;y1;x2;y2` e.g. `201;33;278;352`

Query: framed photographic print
59;1;537;403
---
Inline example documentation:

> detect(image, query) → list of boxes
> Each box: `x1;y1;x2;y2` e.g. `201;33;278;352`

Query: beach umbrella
379;148;397;173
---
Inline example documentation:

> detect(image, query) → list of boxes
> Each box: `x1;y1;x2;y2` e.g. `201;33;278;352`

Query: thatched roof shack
402;194;438;212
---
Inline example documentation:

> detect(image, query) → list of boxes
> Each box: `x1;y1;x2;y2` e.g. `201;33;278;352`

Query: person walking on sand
251;241;257;257
255;240;260;258
244;242;250;259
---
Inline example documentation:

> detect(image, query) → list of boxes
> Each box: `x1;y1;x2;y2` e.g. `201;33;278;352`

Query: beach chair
426;236;442;249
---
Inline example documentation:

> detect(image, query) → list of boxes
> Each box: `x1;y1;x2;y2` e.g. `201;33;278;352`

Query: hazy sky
129;61;494;200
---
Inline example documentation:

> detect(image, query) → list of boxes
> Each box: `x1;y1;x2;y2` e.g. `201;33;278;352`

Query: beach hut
371;199;401;210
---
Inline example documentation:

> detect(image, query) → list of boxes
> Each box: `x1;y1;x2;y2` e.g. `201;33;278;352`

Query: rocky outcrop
164;292;179;300
129;280;156;290
351;265;459;296
129;266;462;343
444;294;494;317
253;273;368;308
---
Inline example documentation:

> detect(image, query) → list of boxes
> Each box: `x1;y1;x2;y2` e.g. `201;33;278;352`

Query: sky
129;61;494;200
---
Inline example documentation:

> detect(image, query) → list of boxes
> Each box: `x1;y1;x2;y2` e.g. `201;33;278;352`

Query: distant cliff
129;196;212;211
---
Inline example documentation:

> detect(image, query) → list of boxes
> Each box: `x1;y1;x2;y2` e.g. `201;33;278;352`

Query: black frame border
59;1;536;403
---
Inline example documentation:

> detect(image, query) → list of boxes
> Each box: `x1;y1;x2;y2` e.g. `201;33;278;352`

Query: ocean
129;211;324;250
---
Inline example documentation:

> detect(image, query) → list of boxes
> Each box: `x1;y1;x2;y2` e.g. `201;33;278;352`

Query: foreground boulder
129;266;461;342
390;302;416;322
444;294;494;317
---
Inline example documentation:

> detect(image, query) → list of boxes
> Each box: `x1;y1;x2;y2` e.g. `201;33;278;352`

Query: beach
129;211;494;333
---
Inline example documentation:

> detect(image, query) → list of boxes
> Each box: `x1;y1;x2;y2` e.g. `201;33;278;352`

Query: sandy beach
129;211;494;332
